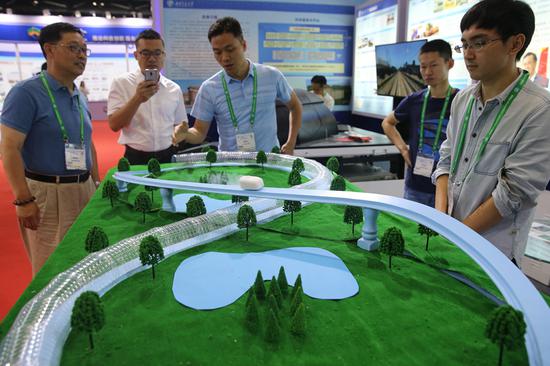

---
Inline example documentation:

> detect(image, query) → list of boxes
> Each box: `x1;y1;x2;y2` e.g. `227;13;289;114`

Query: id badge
65;143;87;170
413;155;435;178
236;132;256;152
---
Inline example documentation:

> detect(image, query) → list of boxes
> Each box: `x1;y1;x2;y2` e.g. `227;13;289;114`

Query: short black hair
135;29;164;48
38;22;83;58
311;75;327;86
460;0;534;60
420;39;452;61
524;52;537;62
208;17;244;42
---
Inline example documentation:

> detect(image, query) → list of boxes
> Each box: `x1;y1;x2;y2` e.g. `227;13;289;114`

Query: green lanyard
221;64;257;130
418;85;452;154
39;71;84;145
450;70;529;175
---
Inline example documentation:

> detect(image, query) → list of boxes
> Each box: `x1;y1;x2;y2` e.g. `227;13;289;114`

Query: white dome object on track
239;176;264;190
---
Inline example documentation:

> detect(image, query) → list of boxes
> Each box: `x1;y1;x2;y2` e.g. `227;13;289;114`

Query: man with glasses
173;17;302;154
433;0;550;266
108;29;188;164
0;22;99;275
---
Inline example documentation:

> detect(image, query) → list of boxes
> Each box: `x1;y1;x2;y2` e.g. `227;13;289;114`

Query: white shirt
107;69;188;152
310;90;335;111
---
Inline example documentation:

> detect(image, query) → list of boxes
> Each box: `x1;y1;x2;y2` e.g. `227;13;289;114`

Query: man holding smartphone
108;29;187;164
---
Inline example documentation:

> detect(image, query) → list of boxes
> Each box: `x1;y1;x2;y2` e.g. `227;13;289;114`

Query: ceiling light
92;1;97;6
33;0;39;5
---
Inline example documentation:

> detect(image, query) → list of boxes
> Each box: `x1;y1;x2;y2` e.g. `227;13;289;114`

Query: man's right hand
399;145;412;167
17;202;40;230
134;80;159;103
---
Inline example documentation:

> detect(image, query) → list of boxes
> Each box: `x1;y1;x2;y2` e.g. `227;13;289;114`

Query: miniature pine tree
290;285;303;316
144;176;158;203
277;266;289;297
418;224;439;251
101;180;119;207
244;292;260;333
326;156;339;173
85;226;109;253
201;145;212;153
186;195;207;217
267;276;283;308
232;195;249;203
485;305;526;366
292;158;305;172
254;270;266;300
70;291;105;350
117;157;130;171
287;168;302;186
330;175;346;191
206;149;217;168
134;192;152;223
237;204;257;241
283;200;302;225
271;146;280;154
290;303;306;337
139;235;165;279
379;227;405;269
265;309;281;343
344;206;363;235
268;294;280;324
245;286;255;308
147;158;161;177
256;150;267;169
290;274;302;300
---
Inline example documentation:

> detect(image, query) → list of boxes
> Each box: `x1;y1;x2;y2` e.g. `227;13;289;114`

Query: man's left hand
281;142;295;155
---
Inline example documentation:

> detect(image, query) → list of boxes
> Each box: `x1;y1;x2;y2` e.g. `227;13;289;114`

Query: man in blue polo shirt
173;16;302;154
0;22;99;275
382;39;458;207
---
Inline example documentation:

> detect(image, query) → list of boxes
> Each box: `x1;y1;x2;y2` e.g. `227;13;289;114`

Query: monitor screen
375;40;427;97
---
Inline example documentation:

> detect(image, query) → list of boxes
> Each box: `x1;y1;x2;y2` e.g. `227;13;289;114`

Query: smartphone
144;68;159;82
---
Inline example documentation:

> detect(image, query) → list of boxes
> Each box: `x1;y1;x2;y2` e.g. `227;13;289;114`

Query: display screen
375;40;426;97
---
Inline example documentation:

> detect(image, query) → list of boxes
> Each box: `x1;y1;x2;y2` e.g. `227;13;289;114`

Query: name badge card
236;132;256;152
413;155;434;178
65;143;87;170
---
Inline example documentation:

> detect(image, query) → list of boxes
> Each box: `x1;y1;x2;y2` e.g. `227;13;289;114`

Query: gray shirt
433;70;550;265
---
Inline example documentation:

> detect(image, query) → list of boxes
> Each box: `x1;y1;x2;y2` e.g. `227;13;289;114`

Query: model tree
268;294;280;323
147;158;161;177
330;175;346;191
283;200;302;225
101;180;119;208
326;156;340;174
485;305;526;366
144;176;158;203
265;309;281;343
418;224;439;251
186;195;207;217
290;284;304;316
277;266;289;297
271;146;280;154
232;195;249;203
70;291;105;350
134;192;152;223
206;149;217;169
267;276;283;308
379;227;405;269
85;226;109;254
256;150;267;169
117;157;130;171
290;303;306;337
139;235;165;279
237;204;257;241
292;158;305;173
287;168;302;186
253;270;266;300
344;206;363;236
291;274;302;300
201;145;212;153
244;291;260;333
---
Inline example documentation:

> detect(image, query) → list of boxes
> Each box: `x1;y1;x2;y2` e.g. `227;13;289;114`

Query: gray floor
355;179;550;295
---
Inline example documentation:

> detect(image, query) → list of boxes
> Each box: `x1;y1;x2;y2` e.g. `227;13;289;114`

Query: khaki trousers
19;177;95;276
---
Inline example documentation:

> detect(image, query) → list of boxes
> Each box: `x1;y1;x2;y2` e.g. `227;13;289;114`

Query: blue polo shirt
191;61;293;152
1;72;92;176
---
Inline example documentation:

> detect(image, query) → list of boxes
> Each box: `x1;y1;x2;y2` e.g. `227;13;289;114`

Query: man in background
522;52;549;88
1;22;99;275
310;75;335;111
173;17;302;154
108;29;188;164
382;39;458;207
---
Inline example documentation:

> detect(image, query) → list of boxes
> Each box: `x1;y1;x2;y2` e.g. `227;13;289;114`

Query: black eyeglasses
454;38;502;53
56;43;91;56
138;50;165;58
